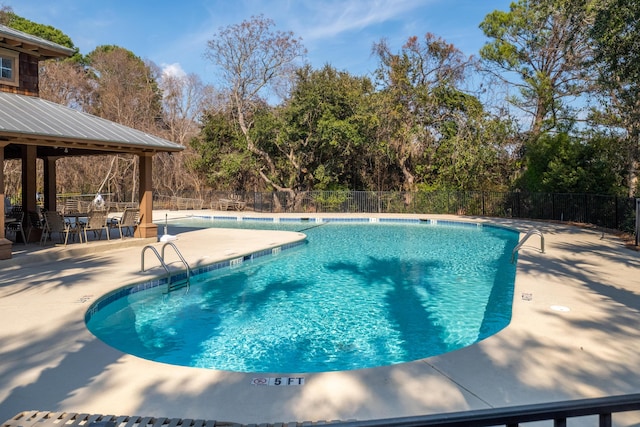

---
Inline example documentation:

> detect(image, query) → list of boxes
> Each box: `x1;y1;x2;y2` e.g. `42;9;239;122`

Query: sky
5;0;513;85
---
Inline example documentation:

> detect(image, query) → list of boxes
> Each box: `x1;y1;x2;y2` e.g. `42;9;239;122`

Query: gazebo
0;24;184;259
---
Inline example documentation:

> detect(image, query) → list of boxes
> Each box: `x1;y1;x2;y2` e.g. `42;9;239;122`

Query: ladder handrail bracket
511;229;545;263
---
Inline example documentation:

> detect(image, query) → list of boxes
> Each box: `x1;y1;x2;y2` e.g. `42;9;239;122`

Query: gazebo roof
0;92;184;159
0;24;182;254
0;24;76;59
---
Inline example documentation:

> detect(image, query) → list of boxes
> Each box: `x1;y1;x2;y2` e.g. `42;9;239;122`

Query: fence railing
165;191;635;234
7;393;639;427
327;392;640;426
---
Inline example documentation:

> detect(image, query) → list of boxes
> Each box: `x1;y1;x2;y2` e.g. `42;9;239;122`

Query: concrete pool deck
1;211;640;425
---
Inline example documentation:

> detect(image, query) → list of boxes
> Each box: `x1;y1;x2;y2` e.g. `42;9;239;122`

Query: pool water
86;220;518;373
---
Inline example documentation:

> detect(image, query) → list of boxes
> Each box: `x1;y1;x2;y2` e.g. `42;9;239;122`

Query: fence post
583;194;588;224
636;199;640;246
613;196;620;230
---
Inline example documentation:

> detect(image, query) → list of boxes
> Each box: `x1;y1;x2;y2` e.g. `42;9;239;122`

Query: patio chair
5;209;27;245
62;198;80;215
25;210;44;243
230;194;246;211
80;210;110;243
3;196;12;214
110;208;139;239
217;198;232;210
41;211;77;246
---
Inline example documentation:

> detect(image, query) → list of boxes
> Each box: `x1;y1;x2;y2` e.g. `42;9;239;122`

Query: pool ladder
511;229;545;263
141;242;192;292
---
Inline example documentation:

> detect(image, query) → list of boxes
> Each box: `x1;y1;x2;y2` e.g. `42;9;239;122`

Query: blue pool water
86;219;519;373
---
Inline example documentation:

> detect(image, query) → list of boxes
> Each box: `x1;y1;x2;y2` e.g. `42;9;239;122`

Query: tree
479;0;594;135
590;0;640;195
516;131;625;194
160;71;215;146
86;45;162;129
204;15;306;195
278;65;375;192
0;5;12;25
154;71;216;198
372;33;478;191
423;87;517;191
39;60;92;109
190;105;259;191
591;0;640;84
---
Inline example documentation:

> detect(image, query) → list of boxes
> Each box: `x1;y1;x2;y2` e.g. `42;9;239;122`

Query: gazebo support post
21;145;38;218
0;144;12;259
43;157;58;212
136;153;157;239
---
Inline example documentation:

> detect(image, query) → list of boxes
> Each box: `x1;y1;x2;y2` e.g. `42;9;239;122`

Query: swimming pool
86;218;519;373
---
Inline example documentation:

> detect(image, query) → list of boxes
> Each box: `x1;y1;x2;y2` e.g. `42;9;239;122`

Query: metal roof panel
0;92;184;152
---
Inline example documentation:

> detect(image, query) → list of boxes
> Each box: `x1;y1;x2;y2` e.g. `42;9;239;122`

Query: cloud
162;63;187;79
299;0;428;41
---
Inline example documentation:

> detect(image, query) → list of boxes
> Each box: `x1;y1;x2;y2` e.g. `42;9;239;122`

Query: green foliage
277;64;376;191
591;0;640;84
6;13;74;48
313;191;350;212
372;33;478;192
189;109;258;190
516;131;625;194
589;0;640;195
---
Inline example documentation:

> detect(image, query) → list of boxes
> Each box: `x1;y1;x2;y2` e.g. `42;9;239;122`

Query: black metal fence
8;392;639;427
327;392;640;426
177;191;636;234
43;190;637;234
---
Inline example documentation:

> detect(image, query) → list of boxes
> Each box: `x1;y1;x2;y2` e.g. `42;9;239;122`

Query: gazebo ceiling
2;143;143;160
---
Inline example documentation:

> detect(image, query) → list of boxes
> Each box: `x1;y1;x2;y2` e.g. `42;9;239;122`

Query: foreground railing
328;393;640;426
5;394;640;427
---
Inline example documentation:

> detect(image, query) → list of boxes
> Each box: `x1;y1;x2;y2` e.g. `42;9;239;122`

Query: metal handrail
141;242;191;291
141;245;172;282
511;228;544;263
161;241;192;280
